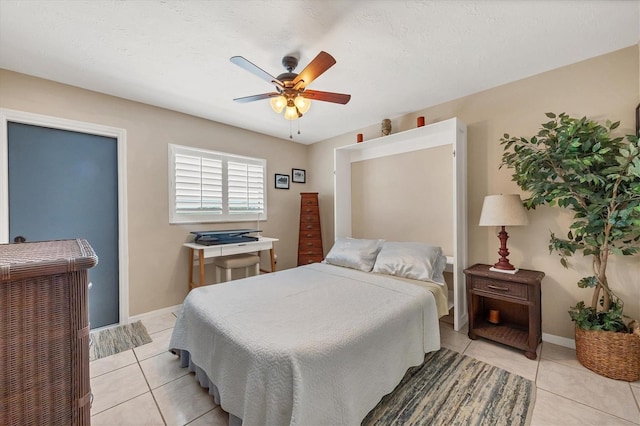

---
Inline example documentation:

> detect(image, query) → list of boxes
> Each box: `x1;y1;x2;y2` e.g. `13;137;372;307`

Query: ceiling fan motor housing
282;55;298;72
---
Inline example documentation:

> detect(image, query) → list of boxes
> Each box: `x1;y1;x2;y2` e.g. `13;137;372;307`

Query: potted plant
500;112;640;381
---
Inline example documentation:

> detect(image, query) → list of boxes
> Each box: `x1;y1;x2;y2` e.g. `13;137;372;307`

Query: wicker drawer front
0;240;96;426
298;254;324;265
472;277;529;300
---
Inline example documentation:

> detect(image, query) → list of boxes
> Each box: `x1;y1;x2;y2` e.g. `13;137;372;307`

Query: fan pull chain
298;119;301;135
289;120;293;139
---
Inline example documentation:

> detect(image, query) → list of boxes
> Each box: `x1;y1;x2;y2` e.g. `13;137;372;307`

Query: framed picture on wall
636;103;639;136
275;174;290;189
292;168;306;183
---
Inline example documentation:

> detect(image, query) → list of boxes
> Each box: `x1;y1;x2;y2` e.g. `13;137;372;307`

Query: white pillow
372;241;447;284
324;237;385;272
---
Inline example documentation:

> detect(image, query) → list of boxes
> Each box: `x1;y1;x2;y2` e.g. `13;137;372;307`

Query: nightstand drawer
472;277;529;300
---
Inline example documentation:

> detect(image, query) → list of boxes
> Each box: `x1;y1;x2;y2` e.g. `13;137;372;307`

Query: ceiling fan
230;51;351;120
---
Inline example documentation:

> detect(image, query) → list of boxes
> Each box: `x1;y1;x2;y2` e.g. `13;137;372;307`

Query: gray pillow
372;242;447;284
324;237;385;272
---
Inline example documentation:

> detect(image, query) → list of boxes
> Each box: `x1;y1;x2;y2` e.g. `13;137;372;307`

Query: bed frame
334;117;468;331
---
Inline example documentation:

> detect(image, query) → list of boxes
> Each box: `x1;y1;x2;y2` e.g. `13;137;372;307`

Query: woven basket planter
575;327;640;382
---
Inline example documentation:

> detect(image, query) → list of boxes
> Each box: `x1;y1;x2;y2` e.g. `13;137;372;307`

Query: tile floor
90;312;640;425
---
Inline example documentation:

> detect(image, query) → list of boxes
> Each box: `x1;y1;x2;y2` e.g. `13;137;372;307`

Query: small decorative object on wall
417;116;425;127
636;103;639;136
292;168;306;183
275;174;290;189
357;133;363;143
381;118;391;136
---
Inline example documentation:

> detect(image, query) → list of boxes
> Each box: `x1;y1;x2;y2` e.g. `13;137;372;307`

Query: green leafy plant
500;112;640;331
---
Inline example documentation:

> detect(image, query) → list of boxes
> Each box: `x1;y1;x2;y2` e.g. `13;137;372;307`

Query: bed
169;239;449;426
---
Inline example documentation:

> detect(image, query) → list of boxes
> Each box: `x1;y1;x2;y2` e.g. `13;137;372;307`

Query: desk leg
198;249;205;287
270;248;276;272
188;248;194;290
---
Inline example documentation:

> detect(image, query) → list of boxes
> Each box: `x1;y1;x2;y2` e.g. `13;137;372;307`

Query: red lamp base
491;226;519;274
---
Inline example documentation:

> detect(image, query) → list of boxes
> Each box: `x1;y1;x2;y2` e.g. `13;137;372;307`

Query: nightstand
464;264;544;359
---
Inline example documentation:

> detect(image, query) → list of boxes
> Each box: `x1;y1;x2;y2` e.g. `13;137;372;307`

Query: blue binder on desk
191;229;260;246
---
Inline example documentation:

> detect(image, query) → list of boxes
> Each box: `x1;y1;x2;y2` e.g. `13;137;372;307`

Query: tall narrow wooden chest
0;239;98;426
297;192;324;265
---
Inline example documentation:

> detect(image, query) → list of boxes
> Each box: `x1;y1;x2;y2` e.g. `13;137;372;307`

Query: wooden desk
184;237;278;289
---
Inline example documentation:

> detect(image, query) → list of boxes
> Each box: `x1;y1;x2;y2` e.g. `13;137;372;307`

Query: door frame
0;108;129;325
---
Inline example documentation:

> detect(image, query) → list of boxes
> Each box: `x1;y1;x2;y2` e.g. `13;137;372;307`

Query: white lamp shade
479;194;529;226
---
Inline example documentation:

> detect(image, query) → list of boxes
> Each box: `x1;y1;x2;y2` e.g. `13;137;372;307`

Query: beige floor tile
134;328;173;361
90;363;149;415
91;392;164;425
140;350;189;389
187;407;229;426
153;374;217;426
631;379;640;389
531;388;637;425
540;342;584;370
90;349;137;378
439;318;469;334
463;339;539;381
537;359;640;423
439;324;471;353
142;312;178;334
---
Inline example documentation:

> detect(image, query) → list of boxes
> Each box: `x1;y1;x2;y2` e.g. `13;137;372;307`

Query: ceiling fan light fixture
270;95;287;113
284;105;299;120
294;95;311;114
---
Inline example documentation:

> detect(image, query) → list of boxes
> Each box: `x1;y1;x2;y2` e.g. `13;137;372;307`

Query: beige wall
351;146;454;255
0;69;309;316
309;46;640;339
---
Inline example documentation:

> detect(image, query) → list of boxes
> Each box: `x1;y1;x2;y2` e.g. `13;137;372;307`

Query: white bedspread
169;263;441;426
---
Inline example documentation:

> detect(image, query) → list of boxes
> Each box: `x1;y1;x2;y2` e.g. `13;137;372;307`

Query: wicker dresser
297;192;324;266
0;239;98;426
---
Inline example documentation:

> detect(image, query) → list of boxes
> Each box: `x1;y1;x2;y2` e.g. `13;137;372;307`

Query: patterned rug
89;321;152;361
362;348;535;426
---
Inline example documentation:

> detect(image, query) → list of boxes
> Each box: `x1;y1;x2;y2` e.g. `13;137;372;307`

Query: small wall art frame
636;102;639;136
292;168;306;183
275;173;290;189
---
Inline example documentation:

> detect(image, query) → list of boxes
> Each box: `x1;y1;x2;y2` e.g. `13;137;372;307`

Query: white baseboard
128;304;183;324
542;332;576;349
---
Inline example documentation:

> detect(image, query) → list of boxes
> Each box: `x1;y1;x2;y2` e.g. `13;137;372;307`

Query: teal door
8;122;119;328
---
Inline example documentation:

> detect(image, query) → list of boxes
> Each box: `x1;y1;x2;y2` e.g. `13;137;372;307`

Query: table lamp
479;194;529;274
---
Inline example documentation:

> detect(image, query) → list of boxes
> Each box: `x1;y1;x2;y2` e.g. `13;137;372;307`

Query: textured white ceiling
0;0;638;144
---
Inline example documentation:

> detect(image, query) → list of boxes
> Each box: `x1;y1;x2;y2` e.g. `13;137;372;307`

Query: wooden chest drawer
301;205;318;215
300;222;321;231
300;197;318;207
299;239;323;250
299;229;321;240
300;214;320;223
298;254;324;265
472;277;529;301
298;246;323;256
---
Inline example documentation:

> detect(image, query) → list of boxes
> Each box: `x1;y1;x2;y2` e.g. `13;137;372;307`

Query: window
169;144;267;223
